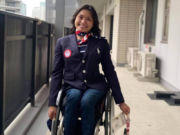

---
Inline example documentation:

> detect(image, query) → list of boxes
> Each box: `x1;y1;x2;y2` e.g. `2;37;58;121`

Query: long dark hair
70;5;101;36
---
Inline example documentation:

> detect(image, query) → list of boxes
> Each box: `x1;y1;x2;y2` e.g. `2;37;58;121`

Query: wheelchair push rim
104;91;115;135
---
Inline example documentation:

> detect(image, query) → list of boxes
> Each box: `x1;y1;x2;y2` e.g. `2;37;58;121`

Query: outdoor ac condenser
137;51;158;77
127;47;139;68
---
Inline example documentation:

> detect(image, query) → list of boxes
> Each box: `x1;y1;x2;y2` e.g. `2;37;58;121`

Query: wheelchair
51;86;115;135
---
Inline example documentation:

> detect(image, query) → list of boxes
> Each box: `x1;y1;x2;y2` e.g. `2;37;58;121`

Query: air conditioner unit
127;47;139;68
137;51;158;77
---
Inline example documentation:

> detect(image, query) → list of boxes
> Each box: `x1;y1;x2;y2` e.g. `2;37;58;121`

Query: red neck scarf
75;29;93;45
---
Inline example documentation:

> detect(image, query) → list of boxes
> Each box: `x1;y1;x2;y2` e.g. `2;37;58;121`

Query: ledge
4;83;50;135
160;40;168;44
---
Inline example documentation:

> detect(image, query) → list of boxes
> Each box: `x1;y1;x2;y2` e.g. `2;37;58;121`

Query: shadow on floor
147;93;180;106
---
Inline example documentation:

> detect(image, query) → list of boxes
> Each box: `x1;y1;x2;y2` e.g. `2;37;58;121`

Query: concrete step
154;91;180;105
171;96;180;104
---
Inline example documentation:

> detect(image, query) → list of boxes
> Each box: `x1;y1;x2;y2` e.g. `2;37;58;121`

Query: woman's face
75;9;94;33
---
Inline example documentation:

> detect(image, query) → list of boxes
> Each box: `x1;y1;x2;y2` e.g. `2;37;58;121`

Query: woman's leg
64;88;83;135
80;88;107;135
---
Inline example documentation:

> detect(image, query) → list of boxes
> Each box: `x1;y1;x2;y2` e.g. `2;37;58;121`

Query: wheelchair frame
51;88;115;135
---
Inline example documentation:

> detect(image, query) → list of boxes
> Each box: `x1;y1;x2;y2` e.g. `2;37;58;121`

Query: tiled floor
46;67;180;135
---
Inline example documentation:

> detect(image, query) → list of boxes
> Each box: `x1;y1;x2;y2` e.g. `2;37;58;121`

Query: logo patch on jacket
64;49;72;58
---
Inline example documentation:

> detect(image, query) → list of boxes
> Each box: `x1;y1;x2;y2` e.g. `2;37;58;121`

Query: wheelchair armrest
56;88;64;106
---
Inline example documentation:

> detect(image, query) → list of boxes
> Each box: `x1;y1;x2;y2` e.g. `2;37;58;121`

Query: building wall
32;3;45;21
20;2;26;15
46;0;56;24
141;0;180;91
104;15;111;43
102;5;111;43
40;7;45;20
99;20;103;36
0;0;5;4
111;0;143;65
106;0;115;15
64;0;78;28
32;8;41;19
98;0;143;65
0;0;21;13
99;0;115;41
111;0;120;64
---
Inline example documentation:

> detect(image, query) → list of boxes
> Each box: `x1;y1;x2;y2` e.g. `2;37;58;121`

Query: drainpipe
139;11;144;50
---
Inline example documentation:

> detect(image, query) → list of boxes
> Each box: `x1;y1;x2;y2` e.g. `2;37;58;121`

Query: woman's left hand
119;103;130;115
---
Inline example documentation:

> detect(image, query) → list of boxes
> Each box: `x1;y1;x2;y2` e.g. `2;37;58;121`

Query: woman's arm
101;39;130;114
101;39;125;104
48;39;64;107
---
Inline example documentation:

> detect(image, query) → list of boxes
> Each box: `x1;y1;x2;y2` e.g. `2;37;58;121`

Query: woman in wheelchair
48;4;130;135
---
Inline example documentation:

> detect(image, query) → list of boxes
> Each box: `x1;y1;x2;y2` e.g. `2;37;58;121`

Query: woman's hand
48;106;57;120
119;103;130;115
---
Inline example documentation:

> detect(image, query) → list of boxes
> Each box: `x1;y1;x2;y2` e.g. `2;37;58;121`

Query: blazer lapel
70;33;82;58
83;36;98;59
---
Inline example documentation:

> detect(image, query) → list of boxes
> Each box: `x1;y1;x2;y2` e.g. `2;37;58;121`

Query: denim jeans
64;88;106;135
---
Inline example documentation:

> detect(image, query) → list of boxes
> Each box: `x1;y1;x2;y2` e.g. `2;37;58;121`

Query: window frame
144;0;158;46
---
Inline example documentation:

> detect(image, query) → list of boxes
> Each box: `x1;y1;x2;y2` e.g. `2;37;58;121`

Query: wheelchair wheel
104;91;115;135
57;116;64;135
51;106;63;135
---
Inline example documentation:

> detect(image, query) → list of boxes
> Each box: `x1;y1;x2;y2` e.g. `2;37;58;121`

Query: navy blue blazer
48;33;125;106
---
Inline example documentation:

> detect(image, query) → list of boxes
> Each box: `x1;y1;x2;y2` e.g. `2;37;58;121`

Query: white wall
99;20;103;36
105;0;115;15
141;0;180;91
101;5;111;43
111;0;120;64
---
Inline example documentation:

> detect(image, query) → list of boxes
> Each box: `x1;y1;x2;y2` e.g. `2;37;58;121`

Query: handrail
0;10;56;135
0;10;55;25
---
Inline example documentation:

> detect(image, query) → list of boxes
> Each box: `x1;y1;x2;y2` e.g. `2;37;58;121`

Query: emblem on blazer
64;49;72;58
97;47;100;54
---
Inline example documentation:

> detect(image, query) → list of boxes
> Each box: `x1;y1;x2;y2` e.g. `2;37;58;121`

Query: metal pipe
139;11;144;50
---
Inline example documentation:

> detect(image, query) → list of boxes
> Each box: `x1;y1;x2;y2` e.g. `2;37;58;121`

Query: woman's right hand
48;106;57;120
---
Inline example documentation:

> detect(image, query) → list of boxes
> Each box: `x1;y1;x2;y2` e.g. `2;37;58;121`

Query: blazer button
83;70;86;73
82;60;85;63
84;80;87;83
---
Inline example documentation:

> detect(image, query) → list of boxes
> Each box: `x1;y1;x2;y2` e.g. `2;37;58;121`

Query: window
162;0;170;42
5;9;15;12
6;2;15;7
144;0;158;45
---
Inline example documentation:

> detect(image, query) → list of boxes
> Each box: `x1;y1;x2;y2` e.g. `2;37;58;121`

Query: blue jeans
64;88;106;135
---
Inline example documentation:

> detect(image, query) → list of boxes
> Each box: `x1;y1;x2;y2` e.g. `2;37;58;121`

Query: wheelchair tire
109;95;115;135
104;91;115;135
51;119;55;135
51;106;62;135
57;116;64;135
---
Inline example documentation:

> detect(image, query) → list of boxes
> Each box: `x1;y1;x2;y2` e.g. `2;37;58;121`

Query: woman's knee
80;89;106;109
66;88;83;103
80;97;95;109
